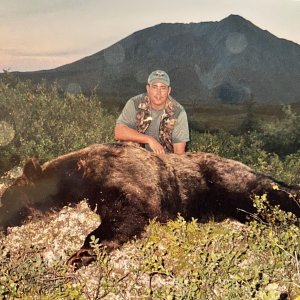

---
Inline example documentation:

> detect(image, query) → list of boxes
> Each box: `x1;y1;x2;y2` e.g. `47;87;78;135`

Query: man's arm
115;124;150;144
173;142;186;155
171;109;189;155
115;99;165;154
114;124;165;155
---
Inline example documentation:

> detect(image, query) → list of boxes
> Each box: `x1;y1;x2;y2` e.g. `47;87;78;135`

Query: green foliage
189;129;267;164
0;77;115;173
3;207;297;299
239;96;260;134
0;242;84;299
187;101;300;162
259;105;300;157
189;129;300;185
252;192;299;227
126;211;299;300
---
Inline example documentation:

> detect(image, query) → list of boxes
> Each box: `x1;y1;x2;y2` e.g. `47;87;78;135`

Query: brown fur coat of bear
0;143;299;267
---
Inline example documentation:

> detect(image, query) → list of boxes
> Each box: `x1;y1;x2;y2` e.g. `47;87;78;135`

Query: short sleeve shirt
116;95;190;146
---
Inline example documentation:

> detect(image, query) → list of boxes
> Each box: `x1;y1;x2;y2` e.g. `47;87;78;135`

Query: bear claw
67;248;97;270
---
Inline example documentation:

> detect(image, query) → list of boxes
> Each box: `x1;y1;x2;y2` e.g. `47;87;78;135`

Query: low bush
189;130;300;186
0;199;299;299
0;77;115;174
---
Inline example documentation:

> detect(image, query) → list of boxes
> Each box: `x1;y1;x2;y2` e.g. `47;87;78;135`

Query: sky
1;0;300;72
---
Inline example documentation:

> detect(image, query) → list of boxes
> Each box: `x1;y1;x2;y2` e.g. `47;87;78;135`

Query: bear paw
67;248;97;270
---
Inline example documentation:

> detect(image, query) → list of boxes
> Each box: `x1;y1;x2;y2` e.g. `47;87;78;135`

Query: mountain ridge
7;14;300;104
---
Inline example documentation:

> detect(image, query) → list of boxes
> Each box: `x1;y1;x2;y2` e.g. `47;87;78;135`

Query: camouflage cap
147;70;170;86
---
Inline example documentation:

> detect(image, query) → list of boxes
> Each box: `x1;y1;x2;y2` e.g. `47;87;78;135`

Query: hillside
6;14;300;104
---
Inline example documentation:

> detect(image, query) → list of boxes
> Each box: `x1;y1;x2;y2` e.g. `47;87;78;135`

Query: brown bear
0;143;299;268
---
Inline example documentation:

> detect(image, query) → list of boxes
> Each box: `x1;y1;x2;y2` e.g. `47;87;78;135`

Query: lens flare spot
135;69;149;84
226;32;248;54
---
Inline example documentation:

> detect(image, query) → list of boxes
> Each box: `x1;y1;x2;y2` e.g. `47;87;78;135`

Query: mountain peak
9;16;300;104
219;14;258;31
223;14;248;22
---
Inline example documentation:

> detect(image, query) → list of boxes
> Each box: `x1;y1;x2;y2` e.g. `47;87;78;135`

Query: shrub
258;105;300;157
0;78;115;174
1;206;299;300
189;130;300;186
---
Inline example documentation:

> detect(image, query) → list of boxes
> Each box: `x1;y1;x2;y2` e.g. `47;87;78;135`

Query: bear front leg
67;209;149;269
67;219;115;269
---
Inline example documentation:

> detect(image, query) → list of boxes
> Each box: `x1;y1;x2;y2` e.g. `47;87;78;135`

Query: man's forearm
115;124;186;155
114;124;151;144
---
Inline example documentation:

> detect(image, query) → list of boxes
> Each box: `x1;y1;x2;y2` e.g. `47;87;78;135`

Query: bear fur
0;143;299;268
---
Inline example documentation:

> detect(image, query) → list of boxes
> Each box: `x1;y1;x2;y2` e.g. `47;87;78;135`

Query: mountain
9;15;300;104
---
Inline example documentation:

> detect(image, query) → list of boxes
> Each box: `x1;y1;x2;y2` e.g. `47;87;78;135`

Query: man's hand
115;124;166;154
147;137;165;155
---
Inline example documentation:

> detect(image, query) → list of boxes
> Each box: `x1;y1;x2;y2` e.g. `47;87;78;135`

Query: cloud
0;47;87;58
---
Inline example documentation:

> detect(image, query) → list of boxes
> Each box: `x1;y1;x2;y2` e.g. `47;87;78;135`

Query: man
114;70;189;155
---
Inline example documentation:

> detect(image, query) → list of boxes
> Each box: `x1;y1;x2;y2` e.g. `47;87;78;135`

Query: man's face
146;82;171;110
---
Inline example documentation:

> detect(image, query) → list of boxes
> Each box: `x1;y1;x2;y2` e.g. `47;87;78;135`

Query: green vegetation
0;205;299;299
0;74;116;174
0;76;299;299
184;99;300;135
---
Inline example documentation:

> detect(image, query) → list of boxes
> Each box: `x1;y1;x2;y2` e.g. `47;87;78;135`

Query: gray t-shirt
116;96;190;149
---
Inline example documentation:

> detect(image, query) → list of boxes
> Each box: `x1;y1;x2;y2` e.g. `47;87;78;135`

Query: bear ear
23;158;42;180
